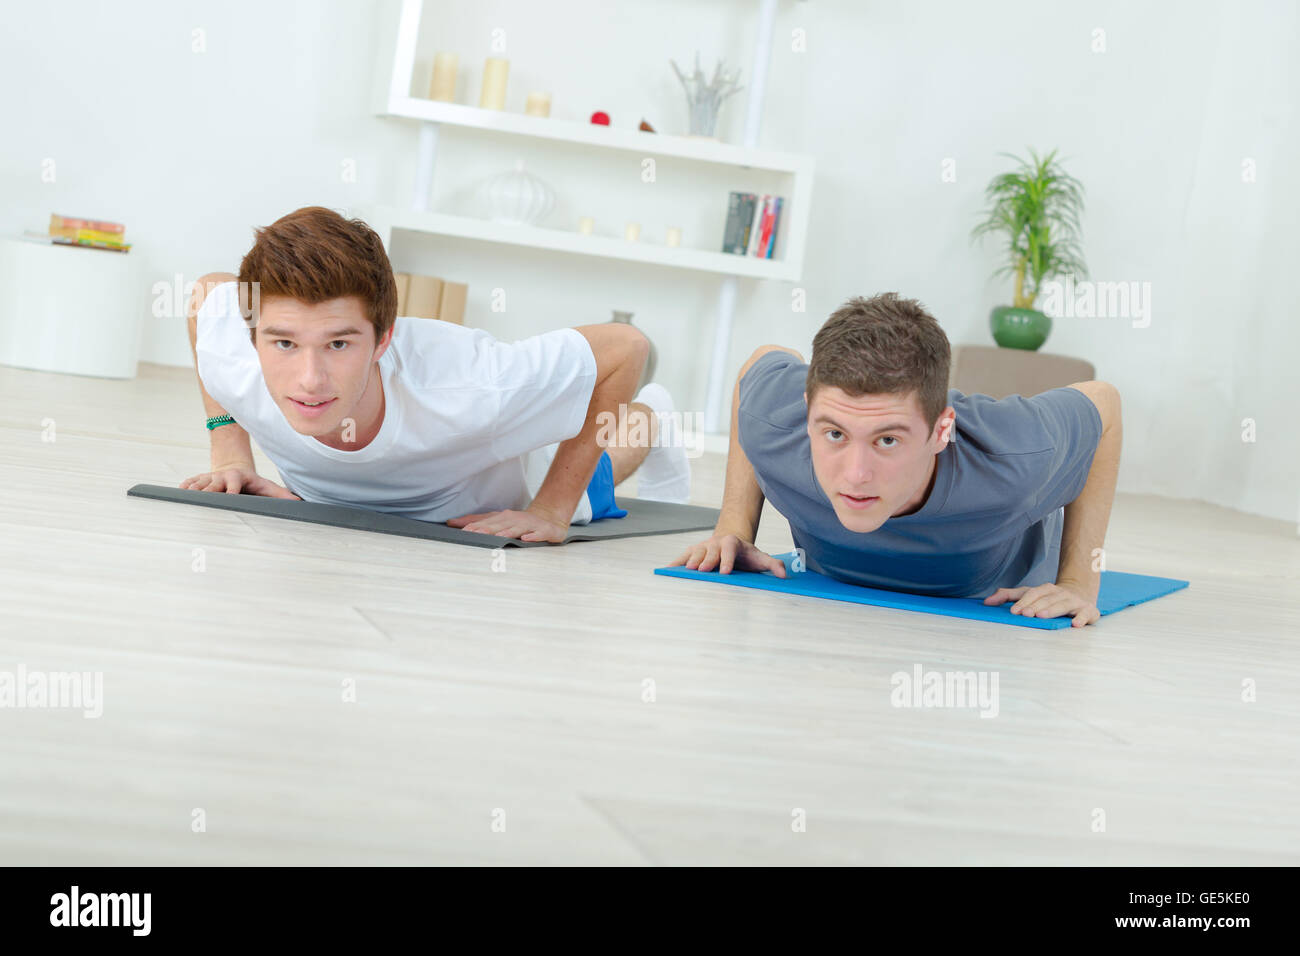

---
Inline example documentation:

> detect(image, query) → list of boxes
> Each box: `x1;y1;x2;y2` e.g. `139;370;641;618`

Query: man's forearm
193;339;253;468
715;372;765;541
1056;394;1123;599
529;389;617;523
188;272;254;469
716;345;808;541
208;421;255;470
716;345;808;540
529;326;646;524
195;369;253;468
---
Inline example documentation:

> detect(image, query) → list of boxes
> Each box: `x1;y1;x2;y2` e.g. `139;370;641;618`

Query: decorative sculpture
670;53;743;138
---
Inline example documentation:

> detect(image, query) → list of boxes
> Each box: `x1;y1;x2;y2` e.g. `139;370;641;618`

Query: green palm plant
972;148;1088;349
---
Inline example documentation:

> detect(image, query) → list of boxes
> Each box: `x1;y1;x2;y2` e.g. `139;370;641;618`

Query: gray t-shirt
737;351;1104;598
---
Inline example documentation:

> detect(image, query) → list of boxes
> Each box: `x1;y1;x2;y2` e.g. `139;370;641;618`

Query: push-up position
181;206;690;542
671;293;1122;626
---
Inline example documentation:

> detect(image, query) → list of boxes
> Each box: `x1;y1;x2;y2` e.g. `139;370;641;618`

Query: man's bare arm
667;345;802;576
1056;380;1123;600
716;345;803;541
525;323;649;526
446;324;647;541
187;272;255;470
983;380;1121;627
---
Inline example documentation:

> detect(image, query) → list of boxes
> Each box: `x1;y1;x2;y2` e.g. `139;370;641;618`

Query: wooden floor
2;360;1297;866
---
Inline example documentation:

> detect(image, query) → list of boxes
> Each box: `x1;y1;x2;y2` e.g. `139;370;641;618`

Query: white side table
0;236;146;379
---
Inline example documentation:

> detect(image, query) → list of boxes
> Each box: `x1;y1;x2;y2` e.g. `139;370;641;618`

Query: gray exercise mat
126;483;719;548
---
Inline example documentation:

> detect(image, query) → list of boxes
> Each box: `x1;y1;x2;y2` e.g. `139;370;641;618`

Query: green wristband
206;415;237;430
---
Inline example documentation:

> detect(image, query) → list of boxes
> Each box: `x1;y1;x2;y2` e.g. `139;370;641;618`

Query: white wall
2;0;1295;523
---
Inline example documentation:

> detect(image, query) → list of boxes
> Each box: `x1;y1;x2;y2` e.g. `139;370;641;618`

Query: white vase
478;160;556;226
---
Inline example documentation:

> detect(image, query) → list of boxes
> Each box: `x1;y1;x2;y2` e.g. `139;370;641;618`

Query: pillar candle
577;217;595;235
429;52;458;102
665;227;682;248
480;57;509;110
624;223;641;242
524;91;552;118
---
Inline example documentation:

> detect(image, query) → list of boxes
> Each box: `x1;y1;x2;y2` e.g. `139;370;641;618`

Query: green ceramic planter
990;306;1052;350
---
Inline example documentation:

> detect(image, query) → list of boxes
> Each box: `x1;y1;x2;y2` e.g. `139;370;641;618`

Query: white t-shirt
194;281;599;523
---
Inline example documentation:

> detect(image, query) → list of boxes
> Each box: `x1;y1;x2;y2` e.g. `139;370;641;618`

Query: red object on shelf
757;198;775;259
590;111;610;126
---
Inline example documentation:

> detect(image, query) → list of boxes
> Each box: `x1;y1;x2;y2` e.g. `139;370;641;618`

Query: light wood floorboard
1;361;1297;865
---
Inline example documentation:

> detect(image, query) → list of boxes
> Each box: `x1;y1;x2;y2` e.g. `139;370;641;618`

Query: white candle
480;57;509;110
524;91;552;117
577;216;595;235
624;223;641;242
429;52;458;102
665;226;682;247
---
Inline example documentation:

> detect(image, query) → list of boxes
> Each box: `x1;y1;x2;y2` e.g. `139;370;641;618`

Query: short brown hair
806;293;951;431
237;206;398;348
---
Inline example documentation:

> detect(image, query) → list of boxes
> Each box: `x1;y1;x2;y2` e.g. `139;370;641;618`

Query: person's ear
936;406;956;446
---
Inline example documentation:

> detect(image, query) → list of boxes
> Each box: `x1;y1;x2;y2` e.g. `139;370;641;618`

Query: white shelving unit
380;97;814;178
361;207;804;282
367;0;815;433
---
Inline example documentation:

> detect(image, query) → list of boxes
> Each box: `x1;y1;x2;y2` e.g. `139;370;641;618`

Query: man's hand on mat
669;532;788;578
180;463;302;499
982;582;1100;628
446;505;570;543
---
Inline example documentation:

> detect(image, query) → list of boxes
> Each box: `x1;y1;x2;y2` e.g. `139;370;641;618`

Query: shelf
361;205;801;281
382;96;813;175
371;0;818;431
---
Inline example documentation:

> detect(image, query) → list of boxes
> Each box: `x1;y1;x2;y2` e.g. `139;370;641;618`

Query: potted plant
972;148;1087;350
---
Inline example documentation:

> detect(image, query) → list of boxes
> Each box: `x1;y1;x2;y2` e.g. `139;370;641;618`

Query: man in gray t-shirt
670;293;1123;628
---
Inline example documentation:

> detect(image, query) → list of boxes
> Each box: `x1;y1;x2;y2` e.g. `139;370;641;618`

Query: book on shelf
724;192;784;260
26;231;132;253
757;196;783;259
50;236;132;252
50;213;125;234
766;197;784;258
49;226;127;244
45;212;131;252
722;191;757;255
745;195;766;257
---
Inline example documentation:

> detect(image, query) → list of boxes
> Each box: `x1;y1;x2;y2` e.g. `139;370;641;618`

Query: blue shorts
585;451;628;521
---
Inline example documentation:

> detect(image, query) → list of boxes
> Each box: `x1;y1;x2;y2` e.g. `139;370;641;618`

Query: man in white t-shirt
180;206;690;543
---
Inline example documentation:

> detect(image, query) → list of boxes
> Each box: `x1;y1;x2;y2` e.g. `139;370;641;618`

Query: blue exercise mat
654;552;1189;629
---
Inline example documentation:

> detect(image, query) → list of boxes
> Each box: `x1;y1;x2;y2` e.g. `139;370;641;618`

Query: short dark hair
237;206;398;347
806;293;951;431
